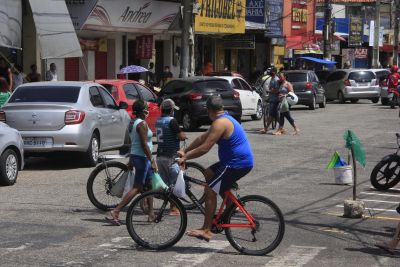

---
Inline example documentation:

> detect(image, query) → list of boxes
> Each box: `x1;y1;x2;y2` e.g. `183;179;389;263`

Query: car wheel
182;112;198;131
319;96;327;108
309;96;316;110
371;97;379;104
0;149;19;186
338;91;346;103
85;134;99;167
350;99;359;103
381;98;389;105
251;101;263;120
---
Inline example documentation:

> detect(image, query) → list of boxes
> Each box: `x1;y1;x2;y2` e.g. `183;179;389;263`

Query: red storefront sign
136;35;153;59
291;0;307;33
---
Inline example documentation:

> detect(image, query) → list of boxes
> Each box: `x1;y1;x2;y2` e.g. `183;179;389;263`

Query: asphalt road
1;100;400;267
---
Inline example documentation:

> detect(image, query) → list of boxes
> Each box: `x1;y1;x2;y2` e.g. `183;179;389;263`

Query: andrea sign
83;0;179;33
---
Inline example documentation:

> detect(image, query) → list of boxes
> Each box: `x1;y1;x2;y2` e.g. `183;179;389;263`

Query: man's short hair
206;95;224;112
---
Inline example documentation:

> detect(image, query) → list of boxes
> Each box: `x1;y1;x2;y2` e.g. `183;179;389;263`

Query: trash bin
333;165;353;184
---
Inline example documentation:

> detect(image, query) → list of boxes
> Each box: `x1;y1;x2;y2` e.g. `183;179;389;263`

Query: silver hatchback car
0;82;130;166
324;69;380;103
0;122;24;186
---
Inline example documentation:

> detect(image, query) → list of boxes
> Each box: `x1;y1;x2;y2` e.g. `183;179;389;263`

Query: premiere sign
195;0;246;34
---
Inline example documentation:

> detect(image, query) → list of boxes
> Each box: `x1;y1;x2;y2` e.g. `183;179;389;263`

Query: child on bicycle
156;99;186;215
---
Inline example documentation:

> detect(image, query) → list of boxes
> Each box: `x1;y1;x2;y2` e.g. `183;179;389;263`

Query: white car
0;122;24;186
217;76;263;120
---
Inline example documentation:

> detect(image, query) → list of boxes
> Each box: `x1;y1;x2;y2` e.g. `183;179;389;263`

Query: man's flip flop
105;216;122;226
186;230;210;242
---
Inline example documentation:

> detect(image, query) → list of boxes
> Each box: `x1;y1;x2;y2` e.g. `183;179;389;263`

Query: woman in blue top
108;100;157;225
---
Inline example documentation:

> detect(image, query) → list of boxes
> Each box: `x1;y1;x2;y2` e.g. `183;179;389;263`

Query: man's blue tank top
217;112;254;168
156;116;180;156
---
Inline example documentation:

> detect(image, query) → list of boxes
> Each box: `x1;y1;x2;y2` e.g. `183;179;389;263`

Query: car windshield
195;80;231;91
285;73;308;82
9;86;81;103
348;71;375;82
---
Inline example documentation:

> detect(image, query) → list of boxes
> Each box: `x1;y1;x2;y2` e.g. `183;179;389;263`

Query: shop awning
29;0;82;59
299;57;337;65
0;0;22;50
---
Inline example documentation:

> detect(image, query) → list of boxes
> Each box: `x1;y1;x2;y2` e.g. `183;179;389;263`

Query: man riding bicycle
260;67;280;134
177;95;254;241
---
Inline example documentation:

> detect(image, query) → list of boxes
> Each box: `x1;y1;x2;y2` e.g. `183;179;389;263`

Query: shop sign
66;0;98;30
291;0;307;32
348;17;363;47
195;0;246;34
223;35;255;49
135;35;153;59
83;0;179;33
79;38;107;52
265;0;283;37
246;0;265;29
354;48;368;59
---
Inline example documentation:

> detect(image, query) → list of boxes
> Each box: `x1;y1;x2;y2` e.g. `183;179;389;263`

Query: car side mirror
119;101;128;109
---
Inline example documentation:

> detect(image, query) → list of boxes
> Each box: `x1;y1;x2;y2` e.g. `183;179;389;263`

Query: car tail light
306;82;313;90
344;79;351;86
0;111;5;122
187;92;202;100
233;90;240;100
65;110;85;125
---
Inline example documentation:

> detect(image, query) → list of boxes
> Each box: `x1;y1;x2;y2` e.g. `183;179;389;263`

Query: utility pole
179;0;193;78
323;0;332;61
372;0;380;68
394;0;400;65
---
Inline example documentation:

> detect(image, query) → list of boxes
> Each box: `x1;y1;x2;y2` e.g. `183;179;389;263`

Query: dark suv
159;77;242;131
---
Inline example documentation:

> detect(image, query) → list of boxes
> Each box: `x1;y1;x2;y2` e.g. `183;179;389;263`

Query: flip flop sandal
105;216;122;226
186;231;210;242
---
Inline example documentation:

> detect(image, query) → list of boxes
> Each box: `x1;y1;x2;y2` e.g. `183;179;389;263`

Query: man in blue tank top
178;95;254;241
156;99;186;215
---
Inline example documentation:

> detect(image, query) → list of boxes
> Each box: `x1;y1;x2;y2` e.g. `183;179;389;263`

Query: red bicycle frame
212;191;256;229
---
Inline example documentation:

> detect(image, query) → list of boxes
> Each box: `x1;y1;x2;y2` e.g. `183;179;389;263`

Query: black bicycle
86;155;206;211
370;133;400;190
126;164;285;255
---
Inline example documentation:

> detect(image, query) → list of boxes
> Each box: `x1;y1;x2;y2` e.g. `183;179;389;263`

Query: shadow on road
23;155;89;171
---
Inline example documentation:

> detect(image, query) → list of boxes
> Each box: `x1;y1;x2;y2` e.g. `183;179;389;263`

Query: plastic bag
151;172;168;191
173;170;187;198
279;97;289;113
122;170;135;198
110;170;129;198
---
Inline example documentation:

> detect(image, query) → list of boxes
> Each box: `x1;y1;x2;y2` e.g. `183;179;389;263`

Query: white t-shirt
46;70;58;81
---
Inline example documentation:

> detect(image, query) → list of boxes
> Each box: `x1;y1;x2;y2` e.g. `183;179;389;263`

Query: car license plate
357;83;368;86
23;137;53;147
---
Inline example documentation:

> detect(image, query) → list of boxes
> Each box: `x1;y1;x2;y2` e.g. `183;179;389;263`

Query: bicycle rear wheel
126;190;187;250
225;195;285;255
86;161;128;211
183;162;206;210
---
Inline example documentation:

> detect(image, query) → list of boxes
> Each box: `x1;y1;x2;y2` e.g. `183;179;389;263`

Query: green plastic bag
343;129;366;167
152;172;168;191
280;97;289;113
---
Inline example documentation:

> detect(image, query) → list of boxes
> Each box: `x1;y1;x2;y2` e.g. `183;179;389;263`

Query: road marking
335;205;398;213
265;245;326;267
368;186;400;192
360;199;400;204
111;237;131;243
165;240;229;267
318;227;348;234
360;192;400;198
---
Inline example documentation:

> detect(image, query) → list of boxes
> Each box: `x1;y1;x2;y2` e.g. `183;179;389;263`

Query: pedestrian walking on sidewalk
27;64;41;82
274;72;300;135
45;63;58;81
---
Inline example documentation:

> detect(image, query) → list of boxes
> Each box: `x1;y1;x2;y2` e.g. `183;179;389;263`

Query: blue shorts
268;101;279;118
208;162;252;196
130;155;153;186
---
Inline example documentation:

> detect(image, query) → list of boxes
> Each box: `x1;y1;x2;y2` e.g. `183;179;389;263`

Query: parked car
0;122;24;186
369;69;390;105
284;70;326;110
0;82;131;166
216;76;262;120
158;77;242;131
324;69;380;103
95;79;161;133
205;71;243;78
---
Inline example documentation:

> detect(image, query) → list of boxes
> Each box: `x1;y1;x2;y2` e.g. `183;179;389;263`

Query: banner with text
246;0;265;29
265;0;283;37
195;0;246;34
348;17;363;47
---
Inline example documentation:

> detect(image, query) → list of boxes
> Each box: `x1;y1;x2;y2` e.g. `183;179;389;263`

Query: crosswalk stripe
360;192;400;198
368;187;400;192
165;240;230;267
335;205;398;213
265;245;326;267
360;199;400;204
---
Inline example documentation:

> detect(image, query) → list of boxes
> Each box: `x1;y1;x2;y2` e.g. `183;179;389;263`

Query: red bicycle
126;171;285;255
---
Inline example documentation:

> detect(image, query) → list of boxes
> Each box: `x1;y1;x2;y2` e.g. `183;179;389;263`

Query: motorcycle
370;133;400;190
388;86;400;109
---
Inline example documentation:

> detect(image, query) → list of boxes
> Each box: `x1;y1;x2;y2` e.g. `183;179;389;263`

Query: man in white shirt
46;63;58;81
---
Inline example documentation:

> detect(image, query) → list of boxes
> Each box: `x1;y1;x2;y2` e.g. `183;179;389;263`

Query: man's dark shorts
268;101;279;118
208;162;252;197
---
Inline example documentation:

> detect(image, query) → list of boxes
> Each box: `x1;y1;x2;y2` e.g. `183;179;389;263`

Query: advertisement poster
348;17;363;47
195;0;246;34
264;0;283;37
246;0;265;29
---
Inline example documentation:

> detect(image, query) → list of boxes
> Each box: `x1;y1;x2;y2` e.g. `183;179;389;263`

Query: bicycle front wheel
86;161;128;211
183;162;206;210
225;195;285;256
126;190;187;250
